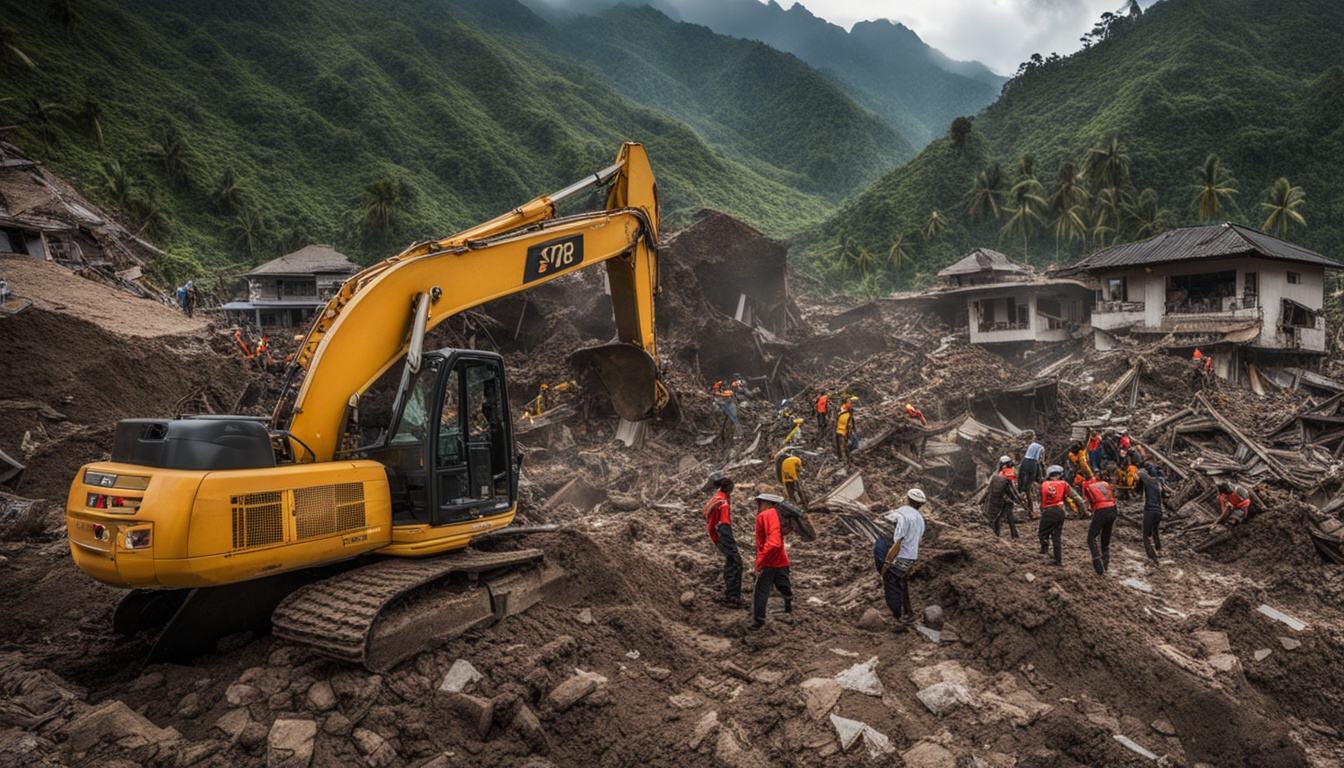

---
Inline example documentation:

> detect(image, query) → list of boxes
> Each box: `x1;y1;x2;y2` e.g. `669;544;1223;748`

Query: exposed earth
3;213;1344;768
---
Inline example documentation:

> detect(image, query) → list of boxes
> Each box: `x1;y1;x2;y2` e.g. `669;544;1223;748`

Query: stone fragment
353;728;398;768
442;693;494;738
901;741;958;768
749;668;783;685
305;681;337;712
834;656;883;697
215;708;252;741
1253;648;1273;661
1152;719;1177;737
1024;573;1035;583
1278;637;1302;651
829;715;865;751
679;591;697;608
59;700;181;753
438;660;483;694
513;703;548;754
1113;734;1160;761
690;710;719;751
1257;604;1307;631
857;608;885;631
1208;653;1241;672
719;661;752;681
175;692;202;719
645;666;672;681
226;683;259;707
1192;630;1231;656
128;671;165;692
922;605;945;630
547;670;605;712
668;691;705;709
916;682;973;716
239;722;270;751
323;712;353;737
576;608;594;625
266;719;317;768
799;678;842;721
915;625;942;643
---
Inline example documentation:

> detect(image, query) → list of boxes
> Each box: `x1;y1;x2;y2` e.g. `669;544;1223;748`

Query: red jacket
1082;479;1116;511
816;393;828;413
1041;479;1071;508
702;491;730;544
998;466;1017;481
755;507;790;570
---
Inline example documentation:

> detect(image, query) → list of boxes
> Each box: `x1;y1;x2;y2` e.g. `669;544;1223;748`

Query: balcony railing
1096;300;1145;314
1167;295;1258;314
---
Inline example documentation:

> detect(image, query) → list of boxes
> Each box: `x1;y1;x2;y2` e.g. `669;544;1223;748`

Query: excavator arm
274;142;665;462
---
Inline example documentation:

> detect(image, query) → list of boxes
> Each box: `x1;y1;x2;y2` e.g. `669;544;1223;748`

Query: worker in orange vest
1081;476;1119;574
814;390;830;433
904;402;927;426
1216;482;1253;526
1039;465;1085;566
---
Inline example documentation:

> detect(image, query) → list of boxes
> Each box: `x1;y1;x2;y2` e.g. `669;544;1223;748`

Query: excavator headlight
124;528;151;550
85;470;118;488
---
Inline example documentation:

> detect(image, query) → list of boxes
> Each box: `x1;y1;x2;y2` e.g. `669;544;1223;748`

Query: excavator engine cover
570;343;678;422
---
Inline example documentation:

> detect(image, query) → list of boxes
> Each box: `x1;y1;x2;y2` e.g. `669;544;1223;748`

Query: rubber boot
783;598;793;614
1143;537;1159;563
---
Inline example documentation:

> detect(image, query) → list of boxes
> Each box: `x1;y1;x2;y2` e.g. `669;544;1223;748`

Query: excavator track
271;548;559;671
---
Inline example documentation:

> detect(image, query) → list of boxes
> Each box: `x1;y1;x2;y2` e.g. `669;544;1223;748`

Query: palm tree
228;208;270;264
1086;137;1130;196
76;97;105;149
1090;186;1128;248
965;160;1006;221
0;24;36;69
1260;177;1306;239
1125;188;1175;239
886;231;914;273
839;237;876;280
948;117;973;156
359;177;406;245
100;160;134;211
133;196;173;242
149;126;193;188
1048;161;1089;257
1190;153;1237;222
1000;176;1047;258
213;167;246;214
923;210;947;241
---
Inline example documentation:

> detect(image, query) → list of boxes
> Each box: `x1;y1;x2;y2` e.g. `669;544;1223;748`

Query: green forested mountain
0;0;878;276
802;0;1344;291
449;1;912;200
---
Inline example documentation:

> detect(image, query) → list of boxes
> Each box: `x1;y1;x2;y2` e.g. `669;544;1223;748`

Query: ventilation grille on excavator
231;491;284;549
294;482;367;539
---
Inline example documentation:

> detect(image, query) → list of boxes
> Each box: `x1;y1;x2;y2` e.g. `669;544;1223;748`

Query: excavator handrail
271;142;661;463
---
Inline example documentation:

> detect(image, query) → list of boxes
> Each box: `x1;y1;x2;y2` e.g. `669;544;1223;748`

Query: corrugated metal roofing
1071;221;1339;271
244;244;361;277
937;247;1026;277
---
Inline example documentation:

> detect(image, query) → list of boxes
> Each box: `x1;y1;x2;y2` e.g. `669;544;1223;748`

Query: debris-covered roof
243;245;361;277
937;247;1026;277
1071;221;1340;271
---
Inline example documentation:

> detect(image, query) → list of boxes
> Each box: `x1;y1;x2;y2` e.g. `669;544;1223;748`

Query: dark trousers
1038;505;1066;565
714;524;743;602
816;410;828;432
752;566;792;625
1017;458;1039;495
990;500;1018;538
873;536;914;620
1143;505;1163;560
835;432;850;462
784;480;807;507
1088;505;1118;574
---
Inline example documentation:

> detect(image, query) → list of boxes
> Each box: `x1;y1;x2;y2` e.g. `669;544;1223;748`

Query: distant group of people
701;471;927;629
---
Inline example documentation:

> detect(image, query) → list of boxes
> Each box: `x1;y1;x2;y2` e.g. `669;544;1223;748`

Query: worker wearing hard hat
875;488;927;624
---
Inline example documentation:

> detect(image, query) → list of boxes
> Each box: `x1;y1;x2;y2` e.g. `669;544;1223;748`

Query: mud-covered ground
3;215;1344;768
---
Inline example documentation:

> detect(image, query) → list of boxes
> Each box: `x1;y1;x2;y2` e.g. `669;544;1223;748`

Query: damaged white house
1071;222;1339;378
222;244;361;328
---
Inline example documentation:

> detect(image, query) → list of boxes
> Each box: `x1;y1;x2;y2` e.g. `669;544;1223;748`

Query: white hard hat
999;455;1013;466
907;488;927;503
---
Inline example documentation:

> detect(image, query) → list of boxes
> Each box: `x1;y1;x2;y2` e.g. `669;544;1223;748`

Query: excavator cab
362;349;516;527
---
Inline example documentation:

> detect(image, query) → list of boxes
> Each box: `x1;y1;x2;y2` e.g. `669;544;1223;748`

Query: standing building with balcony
1071;222;1339;378
223;245;361;328
933;248;1093;346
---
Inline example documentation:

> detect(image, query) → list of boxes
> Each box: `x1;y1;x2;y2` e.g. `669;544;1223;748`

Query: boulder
305;681;337;712
857;609;885;631
922;605;945;630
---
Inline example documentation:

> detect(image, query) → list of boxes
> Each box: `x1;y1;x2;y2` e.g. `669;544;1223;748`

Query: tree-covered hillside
803;0;1344;292
0;0;867;278
449;1;912;200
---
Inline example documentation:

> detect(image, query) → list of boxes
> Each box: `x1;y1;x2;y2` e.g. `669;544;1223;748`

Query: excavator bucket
570;343;679;422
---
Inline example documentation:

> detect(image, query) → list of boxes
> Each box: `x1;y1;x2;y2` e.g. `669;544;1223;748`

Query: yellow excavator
65;143;671;670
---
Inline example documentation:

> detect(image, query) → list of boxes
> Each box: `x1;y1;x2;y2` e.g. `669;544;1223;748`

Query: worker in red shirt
750;492;793;628
700;472;742;607
1216;482;1253;526
1082;476;1119;574
814;390;829;433
1039;465;1085;566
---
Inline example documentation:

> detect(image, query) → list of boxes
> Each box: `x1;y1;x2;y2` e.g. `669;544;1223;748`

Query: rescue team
696;389;1249;630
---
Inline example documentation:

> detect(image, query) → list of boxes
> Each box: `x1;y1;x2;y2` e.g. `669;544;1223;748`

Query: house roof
1070;222;1340;271
937;248;1027;277
244;245;361;277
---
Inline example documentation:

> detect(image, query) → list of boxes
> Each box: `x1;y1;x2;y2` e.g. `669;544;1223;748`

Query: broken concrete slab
834;656;883;696
1257;604;1308;631
59;699;181;754
828;714;865;751
266;718;317;768
799;678;842;721
916;682;974;716
438;659;483;694
1278;637;1302;650
441;692;494;739
689;710;719;751
513;704;548;755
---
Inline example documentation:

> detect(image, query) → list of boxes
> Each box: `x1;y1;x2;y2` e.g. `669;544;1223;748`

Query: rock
1278;637;1302;651
239;722;270;751
438;660;483;695
719;661;752;681
59;700;181;754
689;710;719;751
323;712;353;737
1086;712;1120;731
834;656;883;697
442;693;494;739
715;727;746;764
915;682;973;716
749;668;783;685
215;708;252;741
679;591;697;608
266;719;317;768
922;605;945;630
901;741;958;768
547;670;605;712
1253;648;1273;661
857;608;885;631
668;691;705;709
1152;719;1178;737
225;683;260;707
305;681;337;712
1024;573;1036;583
829;714;894;759
128;671;165;692
1208;653;1241;673
799;678;842;721
576;608;594;625
908;661;973;691
609;494;641;511
353;728;398;768
175;692;202;719
268;691;294;711
645;666;672;681
513;704;548;754
535;635;578;666
915;625;942;643
1192;630;1231;656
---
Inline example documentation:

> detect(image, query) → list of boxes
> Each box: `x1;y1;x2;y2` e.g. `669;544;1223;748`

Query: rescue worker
538;382;552;414
985;456;1025;538
814;390;830;433
1067;442;1094;481
700;472;743;607
1085;430;1103;476
1018;441;1045;501
183;280;197;318
712;381;739;433
1081;475;1119;574
904;402;928;427
835;398;857;464
1039;465;1085;566
751;493;793;628
775;449;807;507
1137;464;1170;562
254;334;271;371
1115;461;1139;499
875;489;927;623
1216;482;1253;527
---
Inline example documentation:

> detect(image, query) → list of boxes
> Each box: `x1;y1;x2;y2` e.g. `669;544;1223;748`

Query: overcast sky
783;0;1155;74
